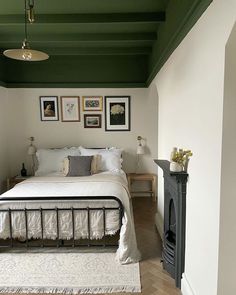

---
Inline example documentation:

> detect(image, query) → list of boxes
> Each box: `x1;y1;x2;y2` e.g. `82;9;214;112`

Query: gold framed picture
82;96;103;111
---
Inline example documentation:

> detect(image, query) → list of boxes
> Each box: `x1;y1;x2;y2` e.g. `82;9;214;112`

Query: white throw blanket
0;172;140;264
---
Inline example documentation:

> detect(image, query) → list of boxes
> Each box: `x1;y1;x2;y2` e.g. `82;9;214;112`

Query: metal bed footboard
0;196;124;249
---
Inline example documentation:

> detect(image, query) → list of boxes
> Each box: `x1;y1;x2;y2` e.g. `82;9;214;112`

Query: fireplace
155;160;188;288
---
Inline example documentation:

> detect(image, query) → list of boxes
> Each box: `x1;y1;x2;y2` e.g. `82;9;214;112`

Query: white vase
170;162;183;172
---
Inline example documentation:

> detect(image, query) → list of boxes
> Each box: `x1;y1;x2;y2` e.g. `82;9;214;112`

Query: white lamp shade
28;145;36;155
3;48;49;61
137;145;144;155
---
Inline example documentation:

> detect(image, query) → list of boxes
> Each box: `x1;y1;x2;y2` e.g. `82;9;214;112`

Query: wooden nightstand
7;175;31;190
127;173;157;202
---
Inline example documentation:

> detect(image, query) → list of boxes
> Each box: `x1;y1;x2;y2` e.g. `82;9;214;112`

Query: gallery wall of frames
39;95;131;132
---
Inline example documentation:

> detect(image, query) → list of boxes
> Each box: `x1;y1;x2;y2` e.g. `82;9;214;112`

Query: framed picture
105;96;130;131
40;96;59;121
84;114;102;128
82;96;103;111
60;96;80;122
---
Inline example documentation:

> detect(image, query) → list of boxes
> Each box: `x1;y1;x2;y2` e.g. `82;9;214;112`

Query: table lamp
28;136;36;175
136;136;145;173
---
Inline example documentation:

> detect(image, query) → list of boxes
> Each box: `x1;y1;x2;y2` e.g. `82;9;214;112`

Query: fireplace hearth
155;160;188;288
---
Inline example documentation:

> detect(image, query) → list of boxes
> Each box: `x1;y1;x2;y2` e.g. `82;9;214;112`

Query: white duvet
0;171;140;264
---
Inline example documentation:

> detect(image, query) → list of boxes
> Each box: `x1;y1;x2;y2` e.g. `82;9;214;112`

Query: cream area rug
0;252;141;294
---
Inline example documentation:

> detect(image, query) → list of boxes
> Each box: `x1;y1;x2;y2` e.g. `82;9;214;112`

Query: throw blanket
0;172;140;264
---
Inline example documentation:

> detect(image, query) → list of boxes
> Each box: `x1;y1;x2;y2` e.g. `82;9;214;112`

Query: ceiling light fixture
3;0;49;61
27;0;35;23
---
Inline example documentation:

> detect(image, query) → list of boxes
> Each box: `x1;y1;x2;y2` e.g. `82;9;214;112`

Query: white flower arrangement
170;147;193;172
110;104;124;115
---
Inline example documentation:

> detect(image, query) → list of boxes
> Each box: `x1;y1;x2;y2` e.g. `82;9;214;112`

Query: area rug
0;252;141;294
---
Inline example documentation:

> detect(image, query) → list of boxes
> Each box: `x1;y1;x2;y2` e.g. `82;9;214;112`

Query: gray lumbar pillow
67;156;92;176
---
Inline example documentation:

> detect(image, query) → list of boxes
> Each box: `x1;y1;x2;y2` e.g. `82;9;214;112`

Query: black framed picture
105;96;130;131
40;96;59;121
84;114;102;128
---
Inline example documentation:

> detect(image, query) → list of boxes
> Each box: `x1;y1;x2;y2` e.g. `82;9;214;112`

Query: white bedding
0;171;140;264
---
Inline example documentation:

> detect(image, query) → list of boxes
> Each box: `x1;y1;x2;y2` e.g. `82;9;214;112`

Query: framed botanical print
60;96;80;122
105;96;130;131
84;114;102;128
40;96;59;121
82;96;103;111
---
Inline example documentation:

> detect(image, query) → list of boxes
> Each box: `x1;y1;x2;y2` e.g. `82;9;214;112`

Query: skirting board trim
181;273;195;295
155;213;163;240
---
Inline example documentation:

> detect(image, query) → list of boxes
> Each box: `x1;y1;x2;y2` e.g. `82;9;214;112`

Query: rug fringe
0;285;141;294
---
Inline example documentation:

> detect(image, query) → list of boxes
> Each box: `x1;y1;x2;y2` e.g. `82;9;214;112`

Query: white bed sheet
0;171;140;264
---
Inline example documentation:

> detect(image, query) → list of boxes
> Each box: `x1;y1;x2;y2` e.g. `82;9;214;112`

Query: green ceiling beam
3;55;148;87
0;47;151;56
31;47;152;56
0;12;165;24
0;57;5;83
0;33;157;42
0;81;6;87
5;82;146;88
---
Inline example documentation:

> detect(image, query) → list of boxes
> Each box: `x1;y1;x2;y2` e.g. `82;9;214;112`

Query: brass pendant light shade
3;0;49;62
4;41;49;61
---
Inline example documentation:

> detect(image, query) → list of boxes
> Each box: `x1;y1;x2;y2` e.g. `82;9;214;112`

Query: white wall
0;87;9;192
151;1;236;295
6;88;158;176
217;22;236;295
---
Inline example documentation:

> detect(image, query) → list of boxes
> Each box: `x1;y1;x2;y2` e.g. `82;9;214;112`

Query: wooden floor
4;197;181;295
131;197;181;295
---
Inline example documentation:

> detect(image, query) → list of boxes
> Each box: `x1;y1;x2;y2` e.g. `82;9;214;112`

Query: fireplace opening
163;199;177;267
168;199;176;244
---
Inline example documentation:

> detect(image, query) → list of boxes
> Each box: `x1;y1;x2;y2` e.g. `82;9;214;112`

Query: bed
0;147;140;264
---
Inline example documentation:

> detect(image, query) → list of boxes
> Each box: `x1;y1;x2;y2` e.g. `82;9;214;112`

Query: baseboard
155;213;164;240
181;273;195;295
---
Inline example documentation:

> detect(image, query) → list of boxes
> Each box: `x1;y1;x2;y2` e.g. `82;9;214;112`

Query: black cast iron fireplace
155;160;188;288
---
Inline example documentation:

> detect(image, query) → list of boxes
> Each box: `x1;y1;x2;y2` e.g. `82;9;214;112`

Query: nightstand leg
127;175;132;196
152;175;157;202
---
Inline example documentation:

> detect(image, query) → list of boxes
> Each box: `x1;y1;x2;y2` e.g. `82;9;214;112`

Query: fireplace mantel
154;159;188;288
154;159;188;183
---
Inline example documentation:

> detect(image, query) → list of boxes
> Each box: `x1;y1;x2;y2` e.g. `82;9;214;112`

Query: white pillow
79;146;123;172
78;146;107;156
35;147;81;176
99;150;122;172
108;147;123;158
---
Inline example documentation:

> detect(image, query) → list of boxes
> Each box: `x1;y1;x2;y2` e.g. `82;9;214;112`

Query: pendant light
3;0;49;61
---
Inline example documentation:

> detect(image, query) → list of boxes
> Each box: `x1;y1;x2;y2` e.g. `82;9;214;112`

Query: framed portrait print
84;114;101;128
60;96;80;122
105;96;130;131
82;96;103;111
40;96;59;121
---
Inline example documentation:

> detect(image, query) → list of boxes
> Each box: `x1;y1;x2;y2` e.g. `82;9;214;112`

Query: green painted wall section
147;0;213;85
4;55;148;88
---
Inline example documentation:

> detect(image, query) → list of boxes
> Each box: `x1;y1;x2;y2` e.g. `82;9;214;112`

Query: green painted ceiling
0;0;212;88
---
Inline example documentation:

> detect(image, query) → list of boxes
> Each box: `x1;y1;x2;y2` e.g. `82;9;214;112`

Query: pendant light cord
3;0;49;60
24;0;28;42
